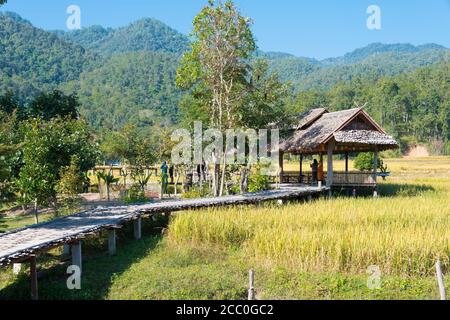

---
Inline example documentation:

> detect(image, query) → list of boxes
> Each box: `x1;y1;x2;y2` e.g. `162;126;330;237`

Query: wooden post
345;152;349;184
279;152;284;184
299;154;303;183
30;255;38;301
108;230;117;255
436;260;446;300
373;147;379;198
248;269;255;300
71;242;82;275
345;152;349;174
326;141;335;192
134;217;142;240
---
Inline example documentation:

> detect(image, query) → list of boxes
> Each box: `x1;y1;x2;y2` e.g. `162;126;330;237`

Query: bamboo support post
248;269;255;300
30;255;38;301
436;260;446;300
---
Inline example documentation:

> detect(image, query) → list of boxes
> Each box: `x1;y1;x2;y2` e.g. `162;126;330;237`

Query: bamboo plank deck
0;186;327;268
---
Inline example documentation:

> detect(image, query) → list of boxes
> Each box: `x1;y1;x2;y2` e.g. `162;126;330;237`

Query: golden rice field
169;157;450;277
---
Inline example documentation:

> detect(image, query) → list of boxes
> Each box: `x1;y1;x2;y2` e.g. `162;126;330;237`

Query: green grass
0;212;54;233
0;157;449;300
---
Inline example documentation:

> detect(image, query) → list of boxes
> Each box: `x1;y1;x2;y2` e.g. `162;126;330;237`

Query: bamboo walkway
0;186;327;268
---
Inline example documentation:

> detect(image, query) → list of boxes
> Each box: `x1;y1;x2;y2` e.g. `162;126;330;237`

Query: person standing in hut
311;159;319;185
317;158;324;185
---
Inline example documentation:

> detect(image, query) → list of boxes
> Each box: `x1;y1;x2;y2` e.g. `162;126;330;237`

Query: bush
354;153;374;171
354;152;386;172
248;166;270;193
182;185;211;199
123;184;147;204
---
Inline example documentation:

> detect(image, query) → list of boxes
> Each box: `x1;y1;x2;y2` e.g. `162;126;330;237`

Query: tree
176;0;256;196
100;125;156;166
100;125;157;195
0;1;6;5
15;120;56;223
28;90;79;121
97;171;119;201
239;59;290;128
0;110;22;202
15;117;98;220
177;0;256;130
56;156;83;212
0;91;19;114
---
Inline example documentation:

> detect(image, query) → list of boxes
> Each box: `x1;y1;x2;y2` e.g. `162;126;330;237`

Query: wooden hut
279;108;398;193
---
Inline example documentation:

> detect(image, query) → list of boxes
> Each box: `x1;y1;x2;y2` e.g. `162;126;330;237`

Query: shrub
123;184;148;204
182;185;211;199
248;165;270;192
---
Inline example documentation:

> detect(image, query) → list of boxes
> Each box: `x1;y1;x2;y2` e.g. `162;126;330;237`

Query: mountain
1;12;449;131
61;18;190;56
0;12;99;100
56;25;114;51
322;42;448;65
263;43;450;90
63;51;181;130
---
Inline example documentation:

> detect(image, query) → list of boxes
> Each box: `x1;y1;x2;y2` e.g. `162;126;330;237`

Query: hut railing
279;171;376;186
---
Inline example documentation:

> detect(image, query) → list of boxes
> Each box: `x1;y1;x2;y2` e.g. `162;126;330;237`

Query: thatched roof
334;130;398;146
294;108;328;130
281;108;398;154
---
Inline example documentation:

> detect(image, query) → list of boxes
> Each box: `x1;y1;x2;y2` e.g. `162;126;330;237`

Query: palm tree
97;170;120;201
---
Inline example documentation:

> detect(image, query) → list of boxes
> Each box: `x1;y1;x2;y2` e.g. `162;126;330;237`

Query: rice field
169;157;450;277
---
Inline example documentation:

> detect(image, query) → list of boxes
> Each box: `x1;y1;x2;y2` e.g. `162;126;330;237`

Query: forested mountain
54;25;114;51
322;43;448;65
0;12;98;100
0;11;449;150
60;18;190;56
63;51;181;130
263;43;450;90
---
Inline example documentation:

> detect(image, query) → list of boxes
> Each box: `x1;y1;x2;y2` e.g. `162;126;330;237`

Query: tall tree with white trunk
176;0;256;196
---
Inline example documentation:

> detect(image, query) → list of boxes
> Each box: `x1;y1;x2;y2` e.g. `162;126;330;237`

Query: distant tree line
287;61;450;154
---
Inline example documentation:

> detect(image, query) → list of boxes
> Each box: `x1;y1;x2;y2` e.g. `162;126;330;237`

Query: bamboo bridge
0;185;328;300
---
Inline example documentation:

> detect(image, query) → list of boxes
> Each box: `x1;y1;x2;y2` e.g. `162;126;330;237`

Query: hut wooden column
299;154;303;183
345;152;349;173
345;152;349;183
326;141;335;188
279;152;284;183
373;146;379;197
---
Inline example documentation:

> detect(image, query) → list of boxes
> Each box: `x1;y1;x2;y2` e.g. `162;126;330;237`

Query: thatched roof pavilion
281;108;398;155
279;108;399;193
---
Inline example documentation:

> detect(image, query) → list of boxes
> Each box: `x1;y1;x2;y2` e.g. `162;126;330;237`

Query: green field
0;157;449;300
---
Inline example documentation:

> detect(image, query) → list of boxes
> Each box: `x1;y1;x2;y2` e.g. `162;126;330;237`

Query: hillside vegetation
0;11;449;150
61;18;190;56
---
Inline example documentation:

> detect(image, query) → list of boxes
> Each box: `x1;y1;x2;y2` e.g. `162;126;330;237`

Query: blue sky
1;0;450;59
